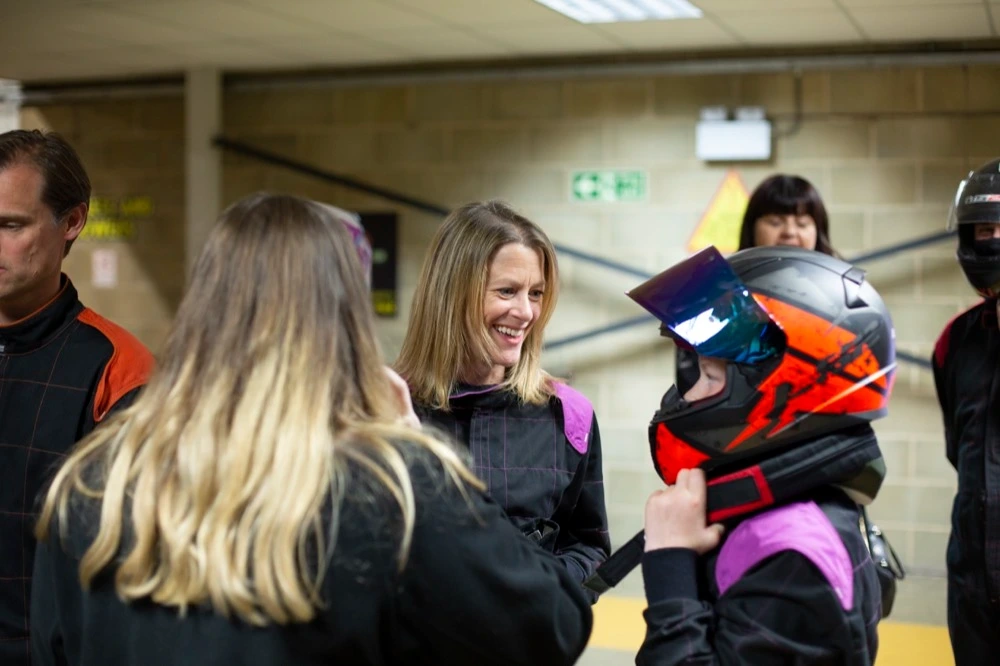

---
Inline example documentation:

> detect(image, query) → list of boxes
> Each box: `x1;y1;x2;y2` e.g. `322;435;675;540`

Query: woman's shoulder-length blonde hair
36;192;480;627
395;200;559;411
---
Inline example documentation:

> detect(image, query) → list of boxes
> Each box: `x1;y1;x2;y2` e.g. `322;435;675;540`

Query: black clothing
934;299;1000;600
1;277;152;666
30;444;593;666
674;346;699;398
933;298;1000;663
637;488;881;666
416;383;610;588
948;580;1000;666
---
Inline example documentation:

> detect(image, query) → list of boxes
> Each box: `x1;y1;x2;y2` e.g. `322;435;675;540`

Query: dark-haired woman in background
737;174;837;255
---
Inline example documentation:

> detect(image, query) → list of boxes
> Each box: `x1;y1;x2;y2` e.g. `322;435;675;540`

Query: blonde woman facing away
30;194;593;666
395;201;610;599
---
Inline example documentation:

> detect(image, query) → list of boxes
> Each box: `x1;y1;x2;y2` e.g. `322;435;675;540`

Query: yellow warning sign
79;195;153;241
687;170;749;254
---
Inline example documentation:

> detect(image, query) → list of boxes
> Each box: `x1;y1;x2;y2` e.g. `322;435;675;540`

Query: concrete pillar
0;79;22;132
184;68;221;278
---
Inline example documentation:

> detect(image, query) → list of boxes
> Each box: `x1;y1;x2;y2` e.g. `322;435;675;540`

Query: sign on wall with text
80;195;153;241
571;169;648;203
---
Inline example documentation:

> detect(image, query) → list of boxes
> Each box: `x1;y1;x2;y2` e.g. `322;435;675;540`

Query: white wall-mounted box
695;119;772;161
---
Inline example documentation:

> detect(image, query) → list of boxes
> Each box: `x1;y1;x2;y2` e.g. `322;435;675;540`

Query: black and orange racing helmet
628;245;896;485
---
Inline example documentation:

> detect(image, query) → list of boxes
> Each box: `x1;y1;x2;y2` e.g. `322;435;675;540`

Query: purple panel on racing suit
715;500;854;611
553;382;593;455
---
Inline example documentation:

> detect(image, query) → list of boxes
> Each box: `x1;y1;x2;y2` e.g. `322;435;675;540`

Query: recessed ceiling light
534;0;702;23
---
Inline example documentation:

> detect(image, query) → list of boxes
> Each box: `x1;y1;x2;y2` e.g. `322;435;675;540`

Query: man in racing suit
933;158;1000;665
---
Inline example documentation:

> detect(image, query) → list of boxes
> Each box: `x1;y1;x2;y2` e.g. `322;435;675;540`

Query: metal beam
213;136;655;279
847;230;955;264
213;136;949;371
23;45;1000;104
546;312;932;370
214;136;451;217
545;232;958;359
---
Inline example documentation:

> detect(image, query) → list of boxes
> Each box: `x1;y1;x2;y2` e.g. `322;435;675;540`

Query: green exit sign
571;170;648;202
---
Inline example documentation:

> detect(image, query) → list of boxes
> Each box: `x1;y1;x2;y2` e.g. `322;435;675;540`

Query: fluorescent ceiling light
534;0;702;23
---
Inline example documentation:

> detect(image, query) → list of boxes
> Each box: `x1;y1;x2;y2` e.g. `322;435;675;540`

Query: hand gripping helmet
949;158;1000;297
628;245;896;486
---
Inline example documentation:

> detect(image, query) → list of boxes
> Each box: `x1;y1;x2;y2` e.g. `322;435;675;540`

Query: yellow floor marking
590;596;953;665
589;597;647;653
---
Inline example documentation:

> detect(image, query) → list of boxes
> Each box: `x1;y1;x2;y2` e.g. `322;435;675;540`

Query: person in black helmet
629;245;894;665
933;159;1000;666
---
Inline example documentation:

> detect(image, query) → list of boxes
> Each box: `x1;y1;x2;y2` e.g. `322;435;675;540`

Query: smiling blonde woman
30;193;592;666
395;200;610;599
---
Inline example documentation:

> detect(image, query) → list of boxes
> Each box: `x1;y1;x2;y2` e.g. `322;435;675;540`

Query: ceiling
2;0;999;83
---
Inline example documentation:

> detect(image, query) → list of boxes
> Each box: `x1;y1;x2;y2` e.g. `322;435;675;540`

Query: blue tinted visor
627;246;785;364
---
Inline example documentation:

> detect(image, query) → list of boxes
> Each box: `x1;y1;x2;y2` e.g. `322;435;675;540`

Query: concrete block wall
22;64;1000;583
20;98;186;351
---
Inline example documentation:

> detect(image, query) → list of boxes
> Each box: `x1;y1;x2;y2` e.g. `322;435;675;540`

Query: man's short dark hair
0;129;91;255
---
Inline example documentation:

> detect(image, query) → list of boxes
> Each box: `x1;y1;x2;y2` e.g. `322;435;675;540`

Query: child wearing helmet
933;159;1000;666
628;245;895;665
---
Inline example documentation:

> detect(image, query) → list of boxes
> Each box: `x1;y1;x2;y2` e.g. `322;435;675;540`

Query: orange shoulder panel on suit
76;308;155;422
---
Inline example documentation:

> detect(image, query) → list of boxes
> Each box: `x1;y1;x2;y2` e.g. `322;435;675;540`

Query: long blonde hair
395;200;560;411
36;193;481;626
